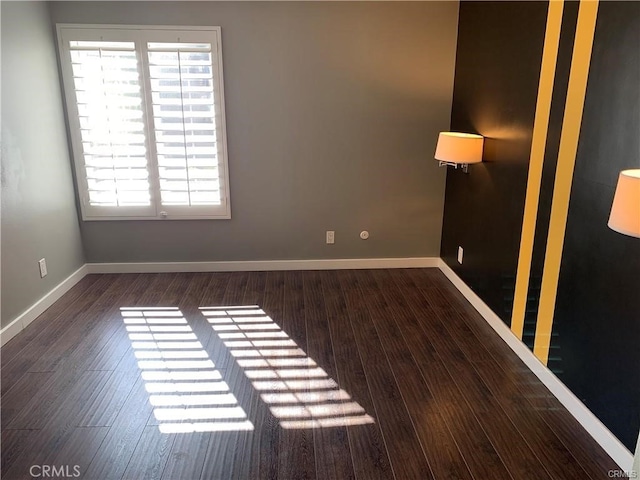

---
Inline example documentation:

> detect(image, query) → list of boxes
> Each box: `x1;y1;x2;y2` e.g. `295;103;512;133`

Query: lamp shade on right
434;132;484;165
608;169;640;238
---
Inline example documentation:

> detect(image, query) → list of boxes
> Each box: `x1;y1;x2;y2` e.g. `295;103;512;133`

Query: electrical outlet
38;258;48;278
326;231;335;244
457;246;464;264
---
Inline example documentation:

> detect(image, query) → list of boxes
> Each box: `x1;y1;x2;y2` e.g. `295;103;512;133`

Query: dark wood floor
1;269;618;479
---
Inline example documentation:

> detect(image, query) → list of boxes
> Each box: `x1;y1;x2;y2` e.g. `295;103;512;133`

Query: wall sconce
435;132;484;173
608;169;640;238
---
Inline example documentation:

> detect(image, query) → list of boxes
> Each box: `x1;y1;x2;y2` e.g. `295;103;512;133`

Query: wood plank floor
1;269;619;479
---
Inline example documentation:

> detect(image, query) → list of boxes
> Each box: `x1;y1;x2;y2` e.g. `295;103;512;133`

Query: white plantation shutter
57;26;230;220
70;41;152;214
148;43;223;212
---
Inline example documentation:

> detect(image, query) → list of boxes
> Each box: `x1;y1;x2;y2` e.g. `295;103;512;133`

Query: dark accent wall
552;1;640;451
444;0;640;452
441;1;548;324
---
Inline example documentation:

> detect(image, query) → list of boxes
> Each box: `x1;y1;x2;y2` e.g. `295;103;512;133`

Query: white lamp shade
608;169;640;238
435;132;484;164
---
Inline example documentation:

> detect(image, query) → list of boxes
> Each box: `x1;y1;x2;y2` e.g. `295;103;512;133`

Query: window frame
56;24;231;221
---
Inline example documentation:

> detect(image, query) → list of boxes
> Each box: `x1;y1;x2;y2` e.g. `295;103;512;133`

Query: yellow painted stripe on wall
534;0;599;365
511;0;565;339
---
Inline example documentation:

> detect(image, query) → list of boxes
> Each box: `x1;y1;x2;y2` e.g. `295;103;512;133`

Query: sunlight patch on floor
121;307;254;434
200;305;374;429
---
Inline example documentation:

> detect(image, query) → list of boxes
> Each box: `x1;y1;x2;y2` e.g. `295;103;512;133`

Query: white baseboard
0;264;89;347
437;259;633;471
86;257;439;274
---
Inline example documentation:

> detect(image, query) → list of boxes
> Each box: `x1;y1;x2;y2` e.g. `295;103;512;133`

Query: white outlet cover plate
457;246;463;264
38;258;48;277
326;231;335;244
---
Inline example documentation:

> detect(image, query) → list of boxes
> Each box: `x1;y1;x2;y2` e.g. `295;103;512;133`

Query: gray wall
50;1;459;263
1;2;85;328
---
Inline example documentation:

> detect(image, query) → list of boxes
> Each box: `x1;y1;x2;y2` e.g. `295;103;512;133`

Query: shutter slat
148;42;211;51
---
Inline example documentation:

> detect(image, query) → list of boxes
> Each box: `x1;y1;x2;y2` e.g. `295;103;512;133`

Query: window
57;25;231;220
